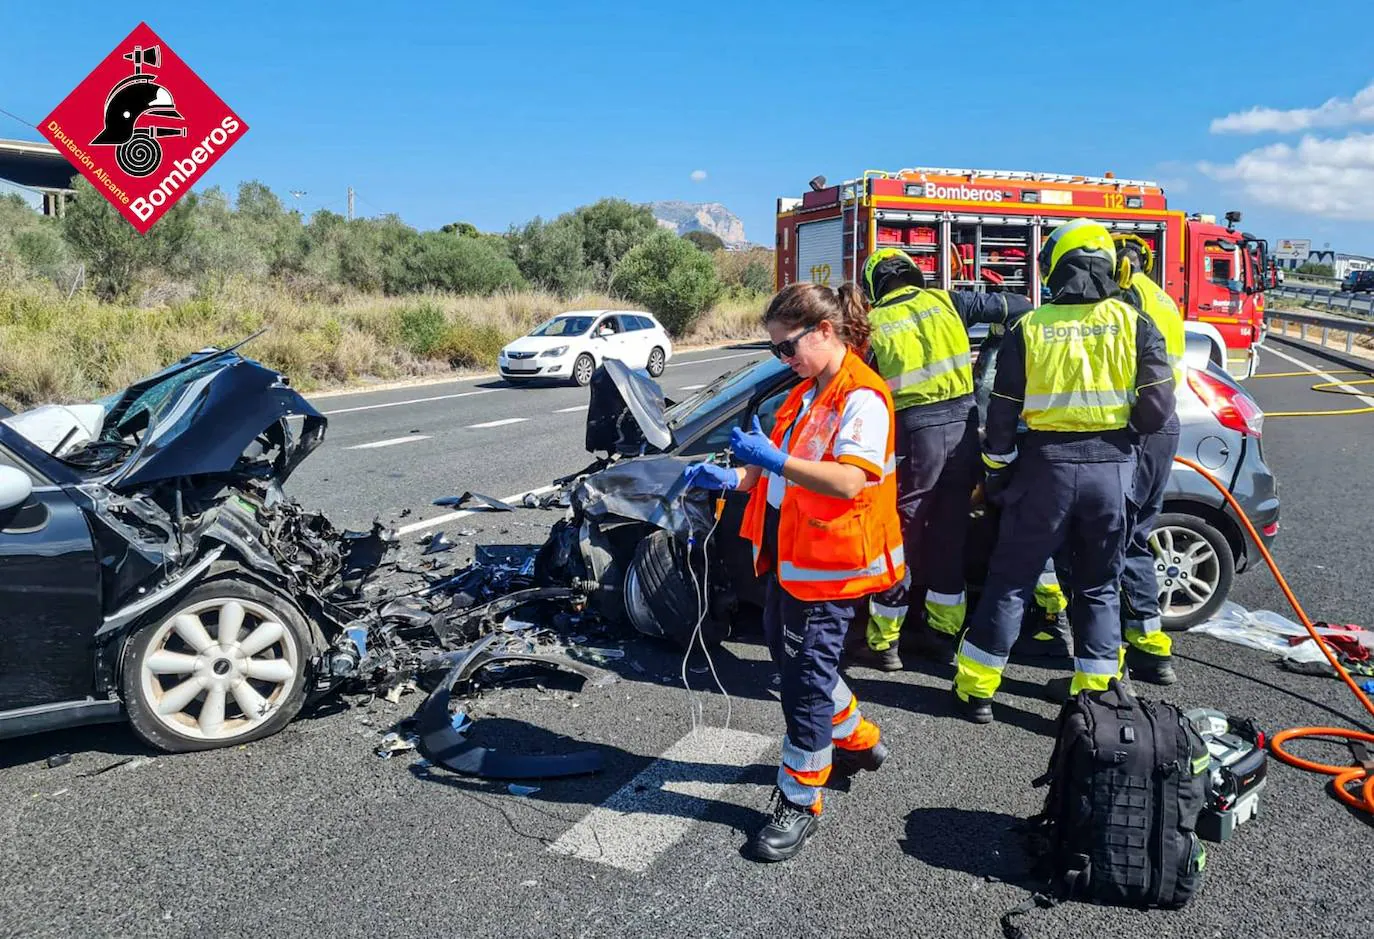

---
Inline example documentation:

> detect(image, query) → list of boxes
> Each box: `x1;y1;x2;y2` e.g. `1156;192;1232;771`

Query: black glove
982;455;1014;506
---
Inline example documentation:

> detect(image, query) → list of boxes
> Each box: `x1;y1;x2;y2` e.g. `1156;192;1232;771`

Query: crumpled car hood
584;358;671;454
105;355;325;490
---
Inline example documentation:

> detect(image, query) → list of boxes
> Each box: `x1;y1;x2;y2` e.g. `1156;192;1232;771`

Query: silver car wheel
1151;525;1221;620
137;597;302;742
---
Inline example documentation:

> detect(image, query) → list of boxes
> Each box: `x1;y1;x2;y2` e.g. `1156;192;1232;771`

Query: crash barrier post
1265;305;1374;357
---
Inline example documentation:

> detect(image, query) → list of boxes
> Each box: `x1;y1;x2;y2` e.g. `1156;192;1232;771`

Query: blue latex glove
729;416;787;475
684;462;738;490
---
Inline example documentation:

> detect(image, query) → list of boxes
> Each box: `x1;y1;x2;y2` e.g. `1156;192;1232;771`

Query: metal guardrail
1269;284;1374;316
1266;303;1374;356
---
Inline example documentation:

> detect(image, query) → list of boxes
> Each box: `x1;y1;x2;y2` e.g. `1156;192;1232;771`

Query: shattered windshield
666;355;781;430
97;355;230;443
531;316;595;337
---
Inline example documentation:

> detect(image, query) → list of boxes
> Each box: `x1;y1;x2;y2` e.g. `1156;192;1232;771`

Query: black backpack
1002;680;1210;938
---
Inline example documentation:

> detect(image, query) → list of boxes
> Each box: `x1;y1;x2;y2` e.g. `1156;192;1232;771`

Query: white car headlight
542;346;569;357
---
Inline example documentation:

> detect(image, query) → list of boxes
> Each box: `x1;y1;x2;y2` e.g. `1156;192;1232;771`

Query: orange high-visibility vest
741;350;905;602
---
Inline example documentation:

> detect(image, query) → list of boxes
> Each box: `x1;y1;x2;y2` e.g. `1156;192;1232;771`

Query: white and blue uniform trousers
955;454;1134;701
762;574;882;810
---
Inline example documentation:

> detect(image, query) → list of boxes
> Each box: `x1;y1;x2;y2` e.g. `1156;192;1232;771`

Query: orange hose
1173;455;1374;817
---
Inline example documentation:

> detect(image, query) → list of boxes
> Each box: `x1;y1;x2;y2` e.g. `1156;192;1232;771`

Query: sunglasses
769;324;818;360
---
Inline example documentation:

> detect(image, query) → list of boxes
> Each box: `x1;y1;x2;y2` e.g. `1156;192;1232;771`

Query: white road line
548;727;774;873
1265;345;1374;407
555;405;589;413
394;484;559;536
343;435;431;450
679;384;706;391
468;417;529;429
322;388;495;416
666;351;761;369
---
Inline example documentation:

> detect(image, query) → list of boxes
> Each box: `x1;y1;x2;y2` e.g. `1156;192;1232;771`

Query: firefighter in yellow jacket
685;281;904;861
953;220;1175;723
1115;234;1186;685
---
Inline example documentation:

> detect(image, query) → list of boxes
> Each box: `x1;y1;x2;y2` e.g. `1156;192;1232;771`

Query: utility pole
347;186;355;221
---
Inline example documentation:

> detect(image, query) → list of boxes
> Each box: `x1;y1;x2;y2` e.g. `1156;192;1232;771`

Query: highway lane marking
468;417;530;429
322;388;495;416
666;351;761;369
555;405;589;413
344;435;431;450
1265;345;1374;408
548;727;773;873
395;484;559;536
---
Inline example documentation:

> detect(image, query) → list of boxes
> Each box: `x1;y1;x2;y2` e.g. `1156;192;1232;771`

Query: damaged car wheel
624;530;729;649
121;579;314;752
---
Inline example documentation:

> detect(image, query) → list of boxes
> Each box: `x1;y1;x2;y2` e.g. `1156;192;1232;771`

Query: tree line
0;179;776;335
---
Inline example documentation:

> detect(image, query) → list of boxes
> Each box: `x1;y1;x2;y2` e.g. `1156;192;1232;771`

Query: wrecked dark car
0;345;393;752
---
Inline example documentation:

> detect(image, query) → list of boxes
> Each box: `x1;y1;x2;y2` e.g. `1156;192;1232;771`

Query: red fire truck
775;167;1278;377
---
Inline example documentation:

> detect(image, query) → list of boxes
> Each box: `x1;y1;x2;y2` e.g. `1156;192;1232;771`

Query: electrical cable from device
1173;455;1374;817
682;505;731;740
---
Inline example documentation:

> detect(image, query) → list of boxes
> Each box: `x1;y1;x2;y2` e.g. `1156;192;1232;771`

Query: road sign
1274;239;1311;261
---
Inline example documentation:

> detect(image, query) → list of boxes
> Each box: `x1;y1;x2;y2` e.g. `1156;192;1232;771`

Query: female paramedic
684;281;905;862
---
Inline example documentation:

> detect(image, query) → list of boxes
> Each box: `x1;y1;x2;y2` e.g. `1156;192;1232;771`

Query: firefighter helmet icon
89;44;187;177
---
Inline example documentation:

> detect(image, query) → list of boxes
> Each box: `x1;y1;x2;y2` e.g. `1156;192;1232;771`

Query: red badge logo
39;22;247;233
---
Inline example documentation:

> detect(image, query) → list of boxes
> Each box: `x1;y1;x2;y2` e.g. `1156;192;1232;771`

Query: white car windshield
531;316;595;337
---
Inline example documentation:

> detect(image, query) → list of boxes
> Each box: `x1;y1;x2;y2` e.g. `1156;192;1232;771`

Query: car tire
624;530;729;648
1152;512;1235;632
120;578;315;752
646;347;666;378
572;354;597;387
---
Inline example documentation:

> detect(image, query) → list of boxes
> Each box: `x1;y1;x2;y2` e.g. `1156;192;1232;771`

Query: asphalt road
4;337;1374;939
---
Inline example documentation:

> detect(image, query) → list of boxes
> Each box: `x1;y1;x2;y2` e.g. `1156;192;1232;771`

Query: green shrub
611;230;723;335
397;303;447;355
683;230;725;252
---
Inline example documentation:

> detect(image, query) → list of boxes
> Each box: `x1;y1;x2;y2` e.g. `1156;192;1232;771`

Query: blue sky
3;2;1373;254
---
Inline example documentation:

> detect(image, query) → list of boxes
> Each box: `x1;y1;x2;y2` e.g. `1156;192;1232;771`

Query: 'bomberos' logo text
40;22;247;234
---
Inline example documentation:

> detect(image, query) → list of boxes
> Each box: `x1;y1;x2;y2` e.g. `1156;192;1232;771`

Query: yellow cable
1263;376;1374;417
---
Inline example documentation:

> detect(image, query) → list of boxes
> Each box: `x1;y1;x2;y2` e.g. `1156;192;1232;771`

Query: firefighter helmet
1038;218;1116;282
1113;233;1154;275
90;75;184;147
862;247;924;302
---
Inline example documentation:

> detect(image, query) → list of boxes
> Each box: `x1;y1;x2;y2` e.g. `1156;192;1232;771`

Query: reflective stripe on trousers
778;675;879;807
1070;655;1123;694
953;638;1009;701
925;589;966;636
1125;622;1173;658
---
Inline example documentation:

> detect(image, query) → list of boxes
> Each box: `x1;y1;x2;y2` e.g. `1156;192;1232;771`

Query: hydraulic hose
1173;455;1374;816
1251;369;1374;418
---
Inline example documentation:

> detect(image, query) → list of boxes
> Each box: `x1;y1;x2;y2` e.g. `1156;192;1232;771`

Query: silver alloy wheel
575;355;596;385
1151;525;1221;620
138;597;302;742
647;347;665;376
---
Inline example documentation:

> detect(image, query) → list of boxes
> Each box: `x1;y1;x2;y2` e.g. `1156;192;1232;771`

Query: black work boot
905;625;957;665
745;788;819;862
953;689;994;724
846;643;903;672
833;740;890;777
1126;647;1178;686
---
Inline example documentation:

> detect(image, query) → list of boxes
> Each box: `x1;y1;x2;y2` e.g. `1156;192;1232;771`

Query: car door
0;432;104;712
621;315;654;368
592;315;632;365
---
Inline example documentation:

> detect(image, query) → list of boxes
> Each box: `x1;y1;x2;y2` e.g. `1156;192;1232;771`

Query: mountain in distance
649;201;748;247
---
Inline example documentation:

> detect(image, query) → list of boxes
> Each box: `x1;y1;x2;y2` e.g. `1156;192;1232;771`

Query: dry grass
0;278;766;410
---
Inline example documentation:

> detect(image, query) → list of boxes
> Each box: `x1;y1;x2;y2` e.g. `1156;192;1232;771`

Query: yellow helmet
1038;218;1116;282
862;247;920;301
1113;233;1154;275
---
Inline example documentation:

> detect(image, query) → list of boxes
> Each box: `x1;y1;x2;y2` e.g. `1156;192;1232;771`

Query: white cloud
1199;132;1374;220
689;169;707;182
1211;81;1374;134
